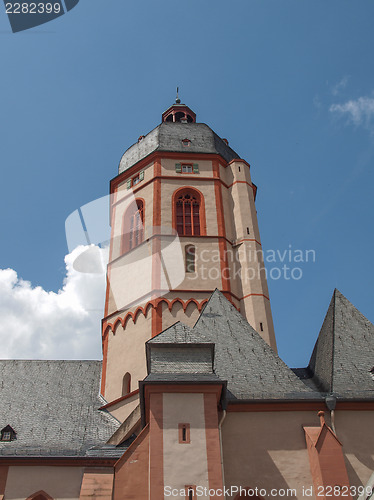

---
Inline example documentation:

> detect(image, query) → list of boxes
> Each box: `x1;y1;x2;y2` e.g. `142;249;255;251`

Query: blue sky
1;0;374;366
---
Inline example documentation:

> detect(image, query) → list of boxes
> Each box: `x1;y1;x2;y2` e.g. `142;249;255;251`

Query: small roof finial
176;86;181;104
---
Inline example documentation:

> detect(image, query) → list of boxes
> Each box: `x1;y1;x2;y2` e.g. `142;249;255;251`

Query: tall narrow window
185;245;195;273
176;192;201;236
122;200;144;253
122;372;131;396
178;423;190;443
185;486;196;499
129;200;144;249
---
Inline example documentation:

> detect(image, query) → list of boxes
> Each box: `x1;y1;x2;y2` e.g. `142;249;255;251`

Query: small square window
126;170;144;189
2;431;11;441
1;425;16;442
182;164;193;173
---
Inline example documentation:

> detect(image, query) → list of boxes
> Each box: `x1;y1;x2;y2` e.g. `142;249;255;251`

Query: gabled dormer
0;424;16;442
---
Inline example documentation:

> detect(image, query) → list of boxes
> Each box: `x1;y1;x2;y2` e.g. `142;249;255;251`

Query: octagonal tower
101;100;277;417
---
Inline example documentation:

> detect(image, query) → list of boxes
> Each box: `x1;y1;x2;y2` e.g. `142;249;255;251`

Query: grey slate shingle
0;360;120;457
118;123;240;174
147;290;322;401
307;289;374;399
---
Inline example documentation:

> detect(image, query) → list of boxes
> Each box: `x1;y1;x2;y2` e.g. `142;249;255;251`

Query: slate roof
146;289;373;402
143;373;223;384
118;122;240;174
0;360;122;458
193;290;323;401
147;321;212;345
147;290;322;401
305;289;374;399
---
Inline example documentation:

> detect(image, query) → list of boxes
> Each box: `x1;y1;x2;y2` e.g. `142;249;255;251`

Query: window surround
172;187;206;237
175;163;199;174
185;245;196;273
122;372;131;396
178;423;191;443
121;198;145;254
26;491;54;500
185;485;196;499
126;170;145;189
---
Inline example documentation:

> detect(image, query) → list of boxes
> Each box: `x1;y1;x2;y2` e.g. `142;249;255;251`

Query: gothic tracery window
176;192;201;236
123;200;144;253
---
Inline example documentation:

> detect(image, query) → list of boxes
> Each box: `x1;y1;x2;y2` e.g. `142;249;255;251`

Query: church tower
101;99;276;412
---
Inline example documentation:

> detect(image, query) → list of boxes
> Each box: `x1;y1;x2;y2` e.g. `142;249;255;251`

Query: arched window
122;200;144;253
122;372;131;396
176;192;201;236
27;491;53;500
185;245;195;273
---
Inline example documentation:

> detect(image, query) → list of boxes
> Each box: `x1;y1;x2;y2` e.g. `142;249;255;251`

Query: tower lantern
161;94;196;123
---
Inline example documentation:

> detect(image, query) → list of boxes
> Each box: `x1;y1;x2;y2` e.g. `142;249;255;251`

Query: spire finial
176;86;181;104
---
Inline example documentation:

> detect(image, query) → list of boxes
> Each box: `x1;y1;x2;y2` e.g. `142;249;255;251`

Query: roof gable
147;321;212;345
193;290;318;400
308;289;374;398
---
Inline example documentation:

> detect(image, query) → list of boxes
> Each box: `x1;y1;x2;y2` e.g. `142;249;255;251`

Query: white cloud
331;76;349;96
329;96;374;130
0;245;108;360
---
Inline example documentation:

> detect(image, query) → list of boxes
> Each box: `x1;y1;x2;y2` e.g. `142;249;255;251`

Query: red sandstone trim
152;301;163;338
120;197;145;255
100;331;109;396
213;160;231;294
105;198;117;316
149;393;164;500
0;466;8;498
152;160;162;338
26;491;53;500
112;175;257;208
99;389;140;410
178;423;191;444
114;424;149;468
304;413;352;500
228;158;251;169
204;393;224;497
107;234;262;269
241;293;270;301
234;237;262;246
185;485;197;498
103;297;208;335
111;152;228;193
172;185;207;236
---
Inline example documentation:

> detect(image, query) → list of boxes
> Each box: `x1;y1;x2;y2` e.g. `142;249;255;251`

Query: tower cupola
162;91;196;123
